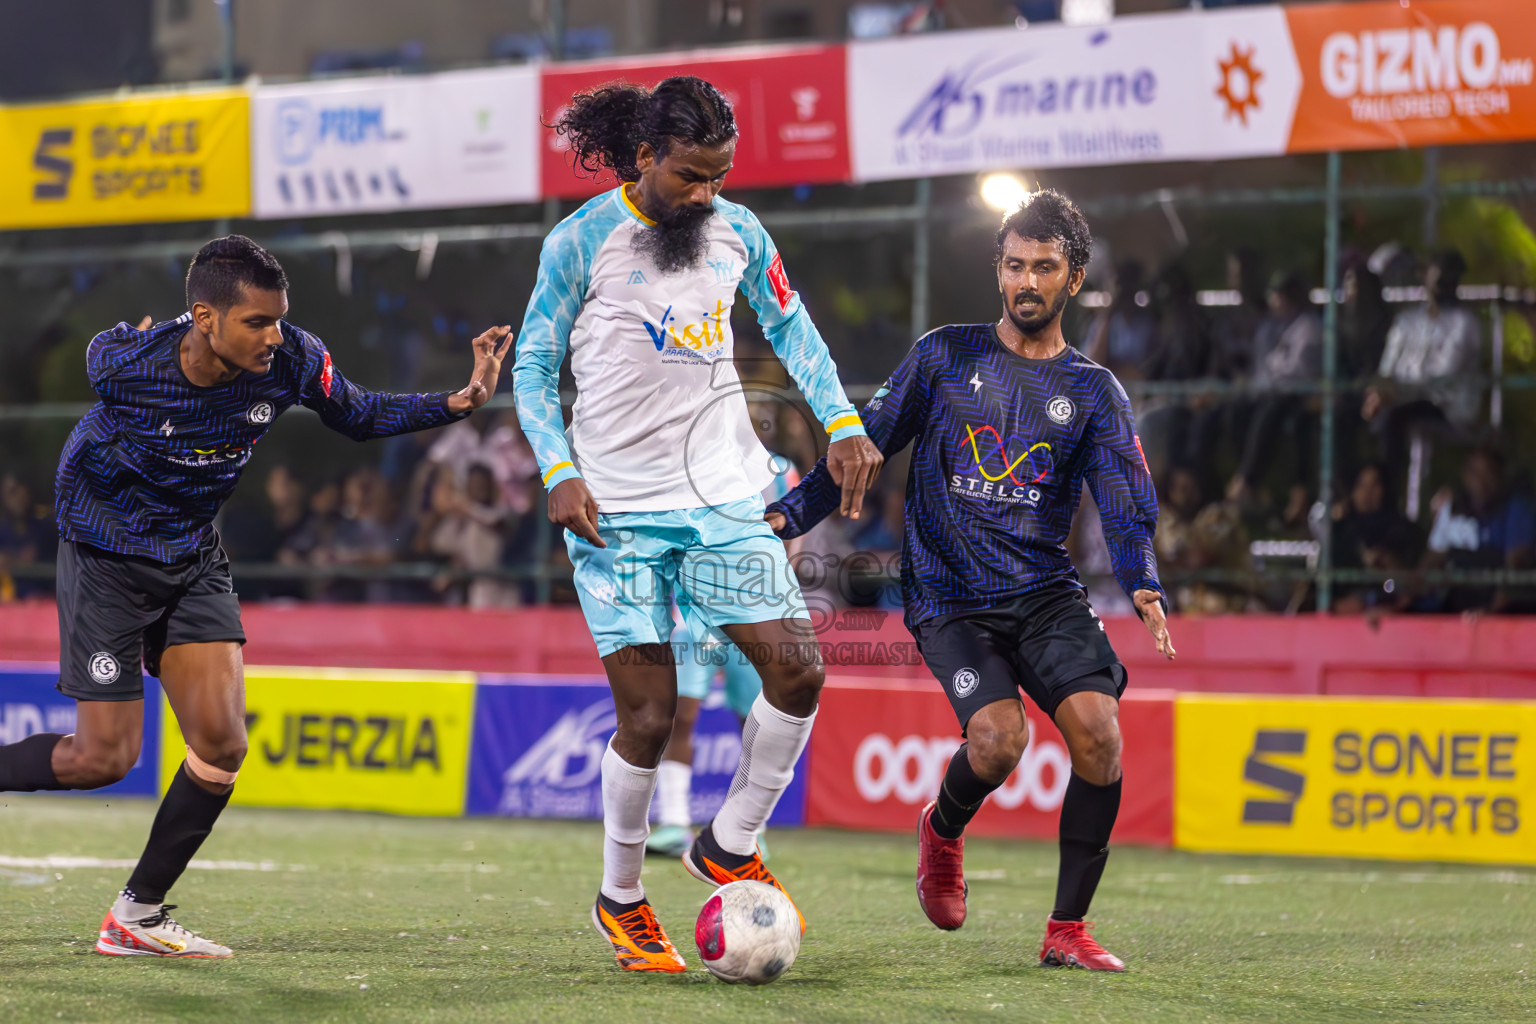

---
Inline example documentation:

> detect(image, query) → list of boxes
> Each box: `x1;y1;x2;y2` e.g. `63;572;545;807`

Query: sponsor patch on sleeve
1134;433;1149;473
767;252;796;313
320;348;334;398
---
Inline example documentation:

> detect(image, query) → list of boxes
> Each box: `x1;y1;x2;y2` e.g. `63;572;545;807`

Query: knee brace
185;745;240;786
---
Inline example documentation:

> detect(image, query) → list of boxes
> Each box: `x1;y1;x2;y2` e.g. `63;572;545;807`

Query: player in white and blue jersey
0;235;510;958
513;77;882;972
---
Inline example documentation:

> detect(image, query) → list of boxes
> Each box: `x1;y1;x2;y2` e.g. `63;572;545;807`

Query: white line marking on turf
0;855;307;872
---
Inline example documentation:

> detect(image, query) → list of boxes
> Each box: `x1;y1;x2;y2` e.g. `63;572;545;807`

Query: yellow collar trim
620;184;658;227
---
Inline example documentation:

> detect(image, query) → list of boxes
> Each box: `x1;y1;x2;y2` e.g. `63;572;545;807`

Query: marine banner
0;89;248;229
160;668;476;816
1176;695;1535;865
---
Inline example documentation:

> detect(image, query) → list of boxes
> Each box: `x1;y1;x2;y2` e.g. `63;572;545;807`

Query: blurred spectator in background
480;409;539;515
1154;465;1250;613
1084;258;1156;381
414;461;515;608
1066;490;1135;617
1141;261;1222;479
277;479;341;599
1229;271;1323;524
1363;250;1483;495
1338;258;1393;379
1411;447;1533;614
1330;462;1422;614
0;474;53;601
1213;247;1268;379
327;467;400;603
221;464;308;600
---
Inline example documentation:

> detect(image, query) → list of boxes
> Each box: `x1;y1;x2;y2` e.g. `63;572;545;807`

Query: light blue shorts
565;495;809;659
671;623;763;719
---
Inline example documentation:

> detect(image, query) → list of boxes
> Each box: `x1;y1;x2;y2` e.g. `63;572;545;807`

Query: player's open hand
451;325;513;413
549;477;604;548
826;435;883;520
1134;589;1176;660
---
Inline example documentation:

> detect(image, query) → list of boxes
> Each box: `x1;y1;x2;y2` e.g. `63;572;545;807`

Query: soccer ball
694;880;801;985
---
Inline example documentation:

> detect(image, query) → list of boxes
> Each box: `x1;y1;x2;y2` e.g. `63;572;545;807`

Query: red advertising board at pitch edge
539;45;850;199
807;680;1175;845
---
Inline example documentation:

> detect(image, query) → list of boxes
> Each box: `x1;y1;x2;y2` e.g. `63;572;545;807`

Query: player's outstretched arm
445;325;513;415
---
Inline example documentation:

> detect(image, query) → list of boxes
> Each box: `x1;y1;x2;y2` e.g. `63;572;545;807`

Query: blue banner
0;666;161;796
467;675;807;826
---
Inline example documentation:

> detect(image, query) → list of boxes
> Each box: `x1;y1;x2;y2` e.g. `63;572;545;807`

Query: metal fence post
1317;151;1342;613
911;178;931;340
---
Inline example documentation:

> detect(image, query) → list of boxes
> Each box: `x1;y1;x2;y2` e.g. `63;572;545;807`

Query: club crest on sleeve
88;652;120;685
767;252;795;313
320;349;335;397
247;402;274;425
952;667;980;698
1046;396;1075;425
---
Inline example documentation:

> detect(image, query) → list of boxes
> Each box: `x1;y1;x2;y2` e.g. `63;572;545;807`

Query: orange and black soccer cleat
915;801;968;930
591;893;686;973
683;820;805;934
1039;919;1126;971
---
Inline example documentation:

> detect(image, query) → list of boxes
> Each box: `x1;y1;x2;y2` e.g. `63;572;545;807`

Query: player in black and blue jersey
767;190;1174;971
0;235;510;958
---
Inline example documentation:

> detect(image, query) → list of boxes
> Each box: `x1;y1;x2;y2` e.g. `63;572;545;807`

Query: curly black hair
993;188;1093;272
552;76;737;183
185;234;289;311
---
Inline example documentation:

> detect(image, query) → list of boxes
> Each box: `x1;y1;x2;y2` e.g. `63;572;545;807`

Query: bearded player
514;76;881;972
768;190;1174;972
0;235;510;958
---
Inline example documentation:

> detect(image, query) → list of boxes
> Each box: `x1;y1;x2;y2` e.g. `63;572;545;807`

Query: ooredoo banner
1284;0;1536;152
0;89;249;229
806;679;1175;844
161;668;477;816
251;66;540;218
540;45;849;199
466;676;806;826
847;8;1300;181
1176;695;1535;865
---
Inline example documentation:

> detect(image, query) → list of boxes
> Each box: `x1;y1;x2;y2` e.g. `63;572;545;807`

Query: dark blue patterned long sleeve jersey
56;313;467;563
769;323;1161;628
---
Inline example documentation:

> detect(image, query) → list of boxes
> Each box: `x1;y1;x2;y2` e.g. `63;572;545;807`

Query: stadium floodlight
980;173;1030;211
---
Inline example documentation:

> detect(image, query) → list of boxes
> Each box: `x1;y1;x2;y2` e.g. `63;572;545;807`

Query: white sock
656;759;693;828
712;693;815;856
600;740;657;905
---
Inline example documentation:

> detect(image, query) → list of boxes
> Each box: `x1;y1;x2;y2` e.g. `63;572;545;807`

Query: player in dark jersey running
0;235;510;958
767;190;1174;971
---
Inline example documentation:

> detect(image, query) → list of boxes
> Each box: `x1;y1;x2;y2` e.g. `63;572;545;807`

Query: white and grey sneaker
96;894;232;958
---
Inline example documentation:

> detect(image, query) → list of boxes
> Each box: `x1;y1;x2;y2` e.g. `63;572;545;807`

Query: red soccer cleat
915;801;967;930
1039;919;1125;971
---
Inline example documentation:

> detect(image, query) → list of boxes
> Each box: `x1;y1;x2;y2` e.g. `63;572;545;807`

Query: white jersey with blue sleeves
513;186;864;513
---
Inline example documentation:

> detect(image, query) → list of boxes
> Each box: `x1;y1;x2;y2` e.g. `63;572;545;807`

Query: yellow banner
161;668;476;816
1176;696;1535;865
0;89;249;229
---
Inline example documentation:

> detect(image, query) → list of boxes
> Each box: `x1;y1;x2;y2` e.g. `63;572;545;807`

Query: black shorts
910;581;1126;729
56;533;246;702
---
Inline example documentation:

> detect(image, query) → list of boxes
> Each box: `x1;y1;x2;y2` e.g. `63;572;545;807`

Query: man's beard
1002;286;1070;335
631;202;716;274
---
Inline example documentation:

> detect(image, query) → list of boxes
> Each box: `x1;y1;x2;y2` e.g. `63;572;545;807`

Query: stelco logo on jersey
949;423;1052;507
1176;695;1535;865
159;669;476;816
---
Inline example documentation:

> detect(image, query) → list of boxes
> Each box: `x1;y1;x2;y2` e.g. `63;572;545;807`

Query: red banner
807;678;1175;845
539;44;850;199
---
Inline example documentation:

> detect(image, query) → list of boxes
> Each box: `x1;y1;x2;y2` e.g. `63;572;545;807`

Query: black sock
930;744;1001;840
123;762;232;904
0;733;67;792
1052;772;1122;922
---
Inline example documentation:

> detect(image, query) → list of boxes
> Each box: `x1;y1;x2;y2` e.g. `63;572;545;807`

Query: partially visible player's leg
100;640;245;959
648;623;708;859
0;700;143;792
1040;683;1126;972
720;639;771;859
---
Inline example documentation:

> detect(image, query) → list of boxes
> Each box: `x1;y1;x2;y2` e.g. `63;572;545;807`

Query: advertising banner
1176;695;1535;865
1284;0;1536;153
0;90;248;229
806;679;1174;844
252;67;540;218
466;676;807;826
847;9;1299;181
540;45;849;198
0;666;160;796
161;668;476;816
